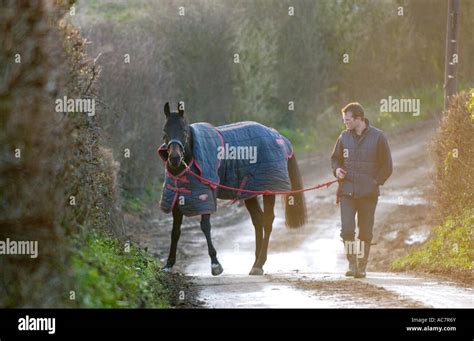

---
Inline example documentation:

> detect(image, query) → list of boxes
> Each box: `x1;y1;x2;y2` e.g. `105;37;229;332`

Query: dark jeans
340;195;378;242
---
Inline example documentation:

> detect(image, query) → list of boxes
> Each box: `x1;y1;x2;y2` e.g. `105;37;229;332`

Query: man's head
341;102;365;130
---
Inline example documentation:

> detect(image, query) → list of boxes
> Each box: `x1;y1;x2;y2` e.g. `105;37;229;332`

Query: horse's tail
285;154;307;228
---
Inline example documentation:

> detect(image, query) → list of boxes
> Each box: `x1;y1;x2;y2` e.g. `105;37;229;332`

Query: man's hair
341;102;365;120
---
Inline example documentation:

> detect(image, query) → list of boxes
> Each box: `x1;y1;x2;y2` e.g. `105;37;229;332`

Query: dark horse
160;103;306;276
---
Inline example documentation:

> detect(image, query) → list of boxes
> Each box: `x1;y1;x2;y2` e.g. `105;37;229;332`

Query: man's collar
348;118;370;135
361;118;370;134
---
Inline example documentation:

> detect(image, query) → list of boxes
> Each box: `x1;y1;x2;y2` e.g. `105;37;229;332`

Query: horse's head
162;102;190;169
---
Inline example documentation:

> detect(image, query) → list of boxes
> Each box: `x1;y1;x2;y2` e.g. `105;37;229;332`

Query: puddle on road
405;229;431;245
308;188;429;206
364;273;474;308
183;215;348;277
192;272;428;308
378;188;429;206
168;182;467;308
384;230;399;241
193;275;339;308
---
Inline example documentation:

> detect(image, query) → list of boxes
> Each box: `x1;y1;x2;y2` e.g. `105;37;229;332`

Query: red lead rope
180;160;339;197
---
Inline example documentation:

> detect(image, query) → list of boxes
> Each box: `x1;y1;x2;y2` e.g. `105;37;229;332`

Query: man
331;102;392;278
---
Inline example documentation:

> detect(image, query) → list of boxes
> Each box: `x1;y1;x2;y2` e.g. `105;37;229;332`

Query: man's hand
336;168;346;180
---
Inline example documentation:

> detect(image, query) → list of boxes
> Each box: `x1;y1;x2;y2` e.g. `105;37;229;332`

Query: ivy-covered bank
392;92;474;278
71;230;171;308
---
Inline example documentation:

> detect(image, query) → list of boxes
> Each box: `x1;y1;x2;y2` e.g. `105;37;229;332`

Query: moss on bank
71;229;171;308
391;209;473;273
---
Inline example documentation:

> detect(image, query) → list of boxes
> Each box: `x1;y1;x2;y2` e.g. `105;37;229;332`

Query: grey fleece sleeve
375;133;393;185
330;135;343;178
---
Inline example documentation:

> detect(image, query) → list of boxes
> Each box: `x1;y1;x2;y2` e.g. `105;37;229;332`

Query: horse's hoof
249;267;264;276
211;263;223;276
161;266;172;273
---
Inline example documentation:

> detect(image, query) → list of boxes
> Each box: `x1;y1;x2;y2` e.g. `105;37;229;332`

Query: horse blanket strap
158;121;294;216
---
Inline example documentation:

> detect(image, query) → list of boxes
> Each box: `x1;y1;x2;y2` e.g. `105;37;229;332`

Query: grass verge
70;229;171;308
391;209;473;273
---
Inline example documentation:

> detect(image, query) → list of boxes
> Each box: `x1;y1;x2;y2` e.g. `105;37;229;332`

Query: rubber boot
355;241;371;278
345;254;358;277
343;240;358;277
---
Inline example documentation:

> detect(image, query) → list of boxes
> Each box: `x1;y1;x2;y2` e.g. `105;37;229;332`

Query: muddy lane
128;119;473;308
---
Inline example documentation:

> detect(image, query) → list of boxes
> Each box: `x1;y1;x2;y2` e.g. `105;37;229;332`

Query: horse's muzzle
168;155;181;168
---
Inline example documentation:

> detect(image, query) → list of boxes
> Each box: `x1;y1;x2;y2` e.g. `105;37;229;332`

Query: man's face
342;111;357;130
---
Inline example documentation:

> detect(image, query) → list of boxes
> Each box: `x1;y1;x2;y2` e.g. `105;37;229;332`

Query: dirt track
126;118;473;308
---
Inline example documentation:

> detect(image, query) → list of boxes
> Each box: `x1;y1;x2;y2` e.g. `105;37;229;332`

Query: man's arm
375;133;393;185
331;135;344;177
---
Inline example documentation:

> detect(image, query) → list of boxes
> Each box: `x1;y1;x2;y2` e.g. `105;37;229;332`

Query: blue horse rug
158;121;293;216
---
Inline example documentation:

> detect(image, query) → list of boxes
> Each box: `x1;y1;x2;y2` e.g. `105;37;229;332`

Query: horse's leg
162;205;183;272
201;214;223;276
249;194;275;276
244;197;264;272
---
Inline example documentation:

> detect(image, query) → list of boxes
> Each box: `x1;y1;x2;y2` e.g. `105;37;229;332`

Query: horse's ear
164;102;170;117
177;101;185;117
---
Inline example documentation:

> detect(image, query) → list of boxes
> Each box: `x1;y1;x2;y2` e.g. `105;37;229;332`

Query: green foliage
122;189;145;214
122;179;163;214
392;210;473;272
279;127;315;153
284;85;444;153
467;88;474;118
432;92;474;219
231;4;280;125
75;0;474;198
373;85;443;131
393;92;474;274
1;1;124;307
71;230;170;308
84;0;151;23
144;180;164;205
